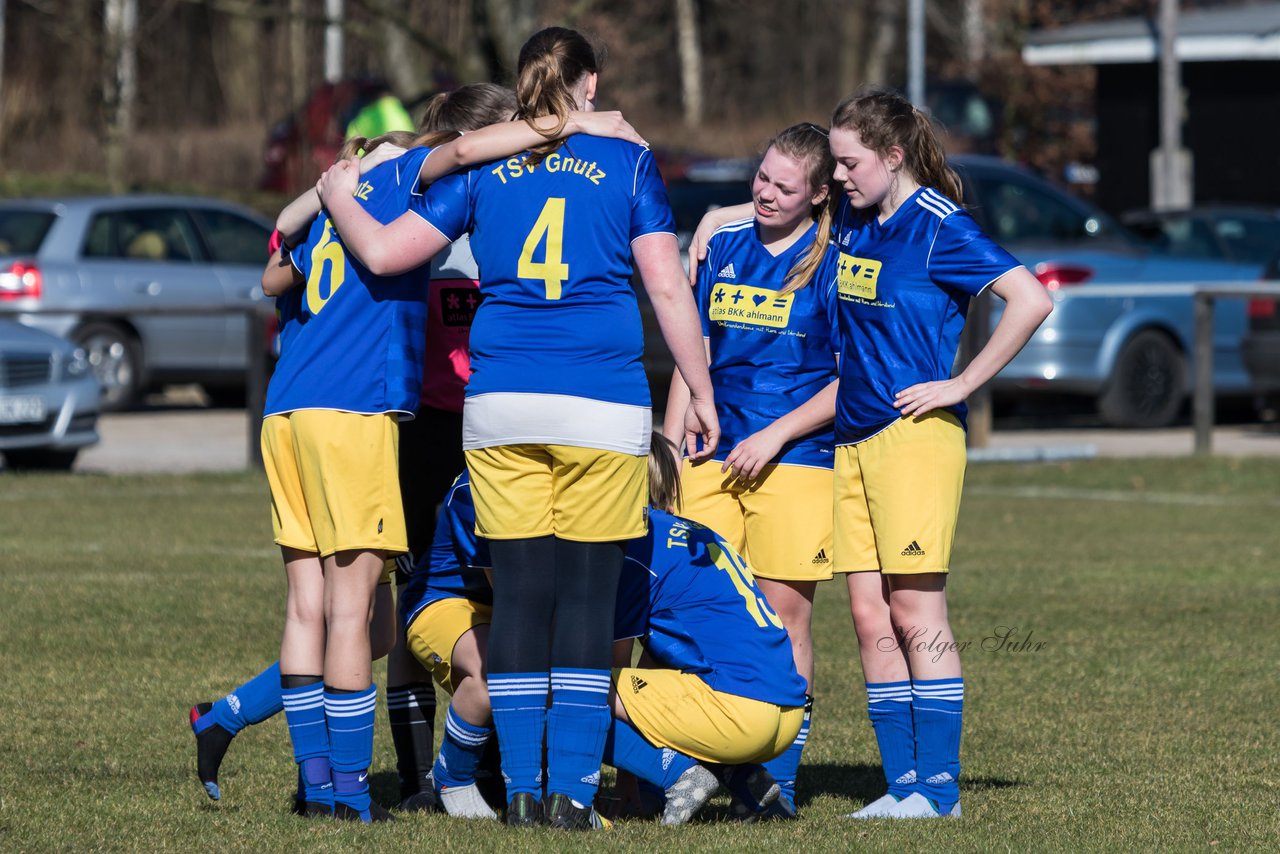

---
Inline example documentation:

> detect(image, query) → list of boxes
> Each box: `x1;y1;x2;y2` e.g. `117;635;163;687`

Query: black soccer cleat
334;801;396;823
398;788;439;813
545;792;613;831
295;800;334;819
189;702;234;801
710;763;780;821
505;792;544;827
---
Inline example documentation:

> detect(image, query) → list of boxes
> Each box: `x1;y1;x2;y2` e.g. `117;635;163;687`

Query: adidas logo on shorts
901;540;926;556
377;518;384;534
227;694;241;715
811;548;829;565
718;262;736;279
630;675;648;693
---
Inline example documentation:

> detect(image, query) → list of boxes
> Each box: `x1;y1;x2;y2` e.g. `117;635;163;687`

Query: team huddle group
189;26;1052;829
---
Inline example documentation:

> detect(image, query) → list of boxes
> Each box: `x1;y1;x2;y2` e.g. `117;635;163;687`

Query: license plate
0;395;46;424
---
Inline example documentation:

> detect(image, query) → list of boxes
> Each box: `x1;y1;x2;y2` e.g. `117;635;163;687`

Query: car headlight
65;347;91;378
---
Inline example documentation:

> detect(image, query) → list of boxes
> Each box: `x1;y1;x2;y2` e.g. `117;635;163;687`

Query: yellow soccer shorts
681;460;834;581
465;444;648;542
616;667;804;766
834;411;966;575
405;597;493;691
261;410;408;558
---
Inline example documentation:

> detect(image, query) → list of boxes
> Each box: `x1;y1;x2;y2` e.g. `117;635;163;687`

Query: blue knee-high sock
432;705;492;789
763;694;812;807
911;678;963;810
603;717;695;791
325;685;377;819
487;672;549;799
198;661;283;736
282;680;332;807
546;667;612;806
866;680;916;799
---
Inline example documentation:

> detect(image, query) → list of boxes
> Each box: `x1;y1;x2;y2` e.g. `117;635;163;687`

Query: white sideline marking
967;485;1280;508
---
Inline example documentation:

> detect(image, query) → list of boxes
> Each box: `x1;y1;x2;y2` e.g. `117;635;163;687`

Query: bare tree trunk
103;0;139;193
0;0;7;165
382;2;429;99
674;0;702;128
865;0;900;86
481;0;535;78
324;0;344;84
964;0;985;77
837;3;867;99
213;7;264;122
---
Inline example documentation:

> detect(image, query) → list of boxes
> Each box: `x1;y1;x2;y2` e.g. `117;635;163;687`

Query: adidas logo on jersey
377;518;384;534
718;262;736;279
630;675;649;693
227;694;241;715
925;772;954;785
811;548;829;565
841;232;852;247
901;540;926;556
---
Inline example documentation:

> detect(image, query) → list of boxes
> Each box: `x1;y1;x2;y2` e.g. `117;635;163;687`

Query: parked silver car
0;195;273;409
0;319;100;470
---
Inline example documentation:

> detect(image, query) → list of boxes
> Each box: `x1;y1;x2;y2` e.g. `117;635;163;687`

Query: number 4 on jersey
518;197;570;299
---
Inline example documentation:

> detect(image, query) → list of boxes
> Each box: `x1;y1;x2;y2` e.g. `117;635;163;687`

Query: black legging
487;537;624;675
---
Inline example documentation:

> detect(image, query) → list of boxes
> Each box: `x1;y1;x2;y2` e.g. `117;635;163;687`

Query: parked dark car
0;319;100;470
1243;252;1280;419
1121;206;1280;265
0;196;274;409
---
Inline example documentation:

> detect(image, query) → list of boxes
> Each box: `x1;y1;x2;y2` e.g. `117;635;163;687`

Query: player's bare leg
322;549;394;822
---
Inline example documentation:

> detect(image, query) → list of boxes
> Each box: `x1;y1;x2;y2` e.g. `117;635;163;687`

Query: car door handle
135;282;162;295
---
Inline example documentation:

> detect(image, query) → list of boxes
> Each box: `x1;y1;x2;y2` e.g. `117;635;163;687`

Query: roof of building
1023;2;1280;65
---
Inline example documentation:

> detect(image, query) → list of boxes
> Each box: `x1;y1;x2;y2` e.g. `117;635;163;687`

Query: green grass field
2;458;1279;851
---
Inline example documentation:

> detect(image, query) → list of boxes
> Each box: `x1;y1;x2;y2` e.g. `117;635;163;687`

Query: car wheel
1098;329;1186;428
4;449;79;471
74;322;143;411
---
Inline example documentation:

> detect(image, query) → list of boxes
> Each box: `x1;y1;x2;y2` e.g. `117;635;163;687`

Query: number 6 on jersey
518;197;570;299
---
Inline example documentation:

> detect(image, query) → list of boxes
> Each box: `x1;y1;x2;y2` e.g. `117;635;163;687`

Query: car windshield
968;174;1125;246
0;210;57;256
1213;215;1280;265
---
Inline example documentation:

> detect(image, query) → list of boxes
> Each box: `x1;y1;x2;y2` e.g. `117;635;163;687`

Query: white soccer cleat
661;764;720;826
845;792;903;819
882;791;961;819
439;783;498;820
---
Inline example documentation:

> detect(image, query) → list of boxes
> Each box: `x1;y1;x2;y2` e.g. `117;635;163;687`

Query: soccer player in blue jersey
688;87;1052;820
258;102;658;825
662;123;842;819
824;88;1051;819
316;27;718;830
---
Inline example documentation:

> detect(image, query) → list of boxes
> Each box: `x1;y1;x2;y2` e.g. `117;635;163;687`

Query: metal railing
1192;282;1280;455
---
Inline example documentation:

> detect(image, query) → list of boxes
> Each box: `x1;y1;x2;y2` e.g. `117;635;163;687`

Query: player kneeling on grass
606;436;808;825
400;435;807;826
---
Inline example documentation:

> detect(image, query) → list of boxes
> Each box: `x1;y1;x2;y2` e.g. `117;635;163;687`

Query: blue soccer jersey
831;187;1021;444
696;218;841;468
399;473;493;632
614;510;809;708
265;148;432;417
411;136;675;409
